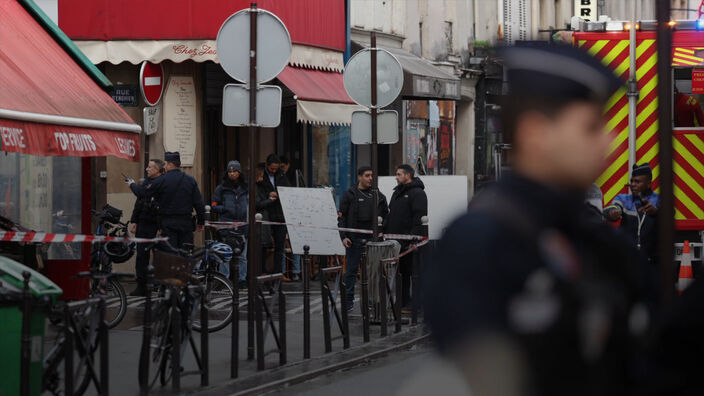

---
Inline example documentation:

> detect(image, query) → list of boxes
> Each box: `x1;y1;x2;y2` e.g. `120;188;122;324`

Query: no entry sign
139;61;164;106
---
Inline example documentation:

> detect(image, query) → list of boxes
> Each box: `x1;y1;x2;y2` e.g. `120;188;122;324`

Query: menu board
163;76;197;167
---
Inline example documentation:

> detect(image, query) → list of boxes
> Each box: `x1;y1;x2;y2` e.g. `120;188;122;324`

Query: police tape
0;231;168;244
205;220;427;241
380;239;430;263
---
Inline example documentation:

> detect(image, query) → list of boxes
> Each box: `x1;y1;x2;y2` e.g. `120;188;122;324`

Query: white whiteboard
277;187;346;256
378;175;468;240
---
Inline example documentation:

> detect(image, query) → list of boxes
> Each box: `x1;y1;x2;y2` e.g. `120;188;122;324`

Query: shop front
0;0;141;299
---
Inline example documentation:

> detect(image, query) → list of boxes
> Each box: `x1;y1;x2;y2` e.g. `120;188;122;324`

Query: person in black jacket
339;166;388;311
256;154;290;275
128;152;206;250
384;164;428;308
211;160;248;285
128;158;164;296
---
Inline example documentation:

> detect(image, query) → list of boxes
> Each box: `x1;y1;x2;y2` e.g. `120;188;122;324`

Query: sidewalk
83;281;429;395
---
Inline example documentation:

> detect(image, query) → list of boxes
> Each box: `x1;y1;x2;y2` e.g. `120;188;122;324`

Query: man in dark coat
423;45;650;396
211;160;248;284
339;165;388;311
257;154;291;275
384;163;427;307
128;158;164;296
129;151;205;250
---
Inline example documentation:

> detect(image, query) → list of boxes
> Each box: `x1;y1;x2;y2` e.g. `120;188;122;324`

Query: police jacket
131;168;205;225
211;177;248;223
257;170;290;222
604;192;660;260
383;178;427;237
424;174;648;396
255;180;275;247
338;186;388;239
130;177;161;225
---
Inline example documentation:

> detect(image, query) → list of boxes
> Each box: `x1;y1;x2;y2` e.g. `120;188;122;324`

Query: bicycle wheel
192;272;234;332
90;278;127;329
138;293;172;390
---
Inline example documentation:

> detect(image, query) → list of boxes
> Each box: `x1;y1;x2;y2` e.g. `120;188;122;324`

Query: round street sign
139;61;164;106
343;48;403;108
216;8;291;84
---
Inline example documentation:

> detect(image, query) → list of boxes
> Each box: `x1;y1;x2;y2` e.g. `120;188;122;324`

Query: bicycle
192;237;242;333
139;246;205;389
89;205;131;328
41;270;127;395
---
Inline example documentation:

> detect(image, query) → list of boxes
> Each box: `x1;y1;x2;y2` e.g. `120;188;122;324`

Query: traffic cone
677;240;694;295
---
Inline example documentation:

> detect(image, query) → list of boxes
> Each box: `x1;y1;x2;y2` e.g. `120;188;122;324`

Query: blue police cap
165;151;180;163
632;163;652;178
498;44;624;103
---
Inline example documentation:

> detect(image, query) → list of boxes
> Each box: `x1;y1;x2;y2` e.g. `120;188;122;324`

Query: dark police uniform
130;176;162;291
423;45;651;396
131;152;205;250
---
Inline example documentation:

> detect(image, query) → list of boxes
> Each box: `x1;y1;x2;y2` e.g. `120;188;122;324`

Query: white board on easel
277;187;346;255
378;175;468;240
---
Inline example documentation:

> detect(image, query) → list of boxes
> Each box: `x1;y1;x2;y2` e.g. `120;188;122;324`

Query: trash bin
0;256;62;396
365;240;401;322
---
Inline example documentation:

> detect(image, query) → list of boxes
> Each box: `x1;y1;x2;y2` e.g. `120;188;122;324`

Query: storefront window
311;125;352;206
0;153;82;260
405;100;456;175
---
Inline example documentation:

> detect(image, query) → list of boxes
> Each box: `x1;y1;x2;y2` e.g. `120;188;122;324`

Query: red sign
693;69;704;94
140;62;164;106
0;118;140;162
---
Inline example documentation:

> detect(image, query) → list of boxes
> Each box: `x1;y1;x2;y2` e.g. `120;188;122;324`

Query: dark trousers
272;225;287;274
343;237;364;308
160;218;194;251
135;221;158;284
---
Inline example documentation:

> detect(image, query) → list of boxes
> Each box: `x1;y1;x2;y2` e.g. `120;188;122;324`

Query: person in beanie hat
211;160;249;286
604;163;660;261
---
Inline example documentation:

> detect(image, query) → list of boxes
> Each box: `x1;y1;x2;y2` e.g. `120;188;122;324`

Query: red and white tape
0;231;167;244
205;220;427;241
380;239;430;263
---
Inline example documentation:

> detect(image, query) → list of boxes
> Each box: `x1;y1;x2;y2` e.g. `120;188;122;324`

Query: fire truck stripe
675;138;704;178
602;40;630;65
636;99;658;128
685;134;704;157
674;184;703;219
595;40;619;59
603;173;629;205
674;173;704;218
607;129;628;157
636;118;658;148
599;149;628;186
605;93;628;118
587;40;609;56
674;156;704;203
614;57;631;77
636;40;655;59
638;76;658;103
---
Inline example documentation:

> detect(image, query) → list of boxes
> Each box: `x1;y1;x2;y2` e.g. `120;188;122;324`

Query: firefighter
424;44;650;395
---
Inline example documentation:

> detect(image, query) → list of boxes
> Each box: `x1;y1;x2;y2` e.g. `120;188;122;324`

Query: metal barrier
303;246;312;358
230;247;242;379
365;241;401;325
378;256;402;336
254;273;286;370
319;266;350;352
359;241;371;342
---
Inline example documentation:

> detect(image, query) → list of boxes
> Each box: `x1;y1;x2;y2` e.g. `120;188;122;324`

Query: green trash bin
0;256;62;396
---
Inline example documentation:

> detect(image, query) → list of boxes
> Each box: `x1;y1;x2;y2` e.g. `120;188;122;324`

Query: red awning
0;0;141;161
276;66;364;126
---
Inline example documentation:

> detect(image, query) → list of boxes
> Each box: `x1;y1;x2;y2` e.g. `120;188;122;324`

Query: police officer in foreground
129;151;205;250
127;158;165;296
424;45;649;396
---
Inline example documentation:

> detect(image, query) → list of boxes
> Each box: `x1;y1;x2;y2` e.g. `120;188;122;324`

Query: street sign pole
247;2;258;361
371;32;379;242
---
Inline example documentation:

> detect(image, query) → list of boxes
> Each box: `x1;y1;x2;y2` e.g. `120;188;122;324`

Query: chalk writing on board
277;187;346;255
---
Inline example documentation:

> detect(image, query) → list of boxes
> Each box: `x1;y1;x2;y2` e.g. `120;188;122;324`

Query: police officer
339;166;388;311
424;45;649;395
127;158;165;296
129;151;205;250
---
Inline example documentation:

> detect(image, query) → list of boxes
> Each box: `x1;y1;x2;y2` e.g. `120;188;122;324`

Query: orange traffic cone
677;240;694;295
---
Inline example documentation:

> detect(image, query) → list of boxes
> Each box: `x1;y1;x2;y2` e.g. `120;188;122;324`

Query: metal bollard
303;245;311;359
379;259;387;337
394;262;402;334
248;213;263;361
200;286;209;386
171;290;181;392
340;279;350;349
255;282;265;371
99;298;109;395
231;247;241;379
278;283;287;365
320;269;332;353
411;249;420;325
64;305;74;396
139;265;153;394
20;271;31;396
359;240;370;342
